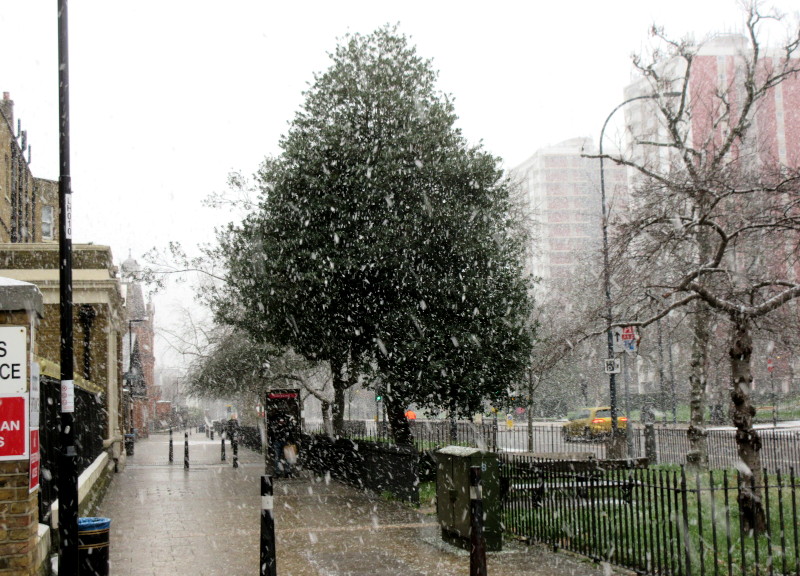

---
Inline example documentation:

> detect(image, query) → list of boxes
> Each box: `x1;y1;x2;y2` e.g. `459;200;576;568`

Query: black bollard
260;476;277;576
210;427;214;440
221;434;226;461
232;432;239;469
469;466;487;576
184;432;189;469
169;428;174;463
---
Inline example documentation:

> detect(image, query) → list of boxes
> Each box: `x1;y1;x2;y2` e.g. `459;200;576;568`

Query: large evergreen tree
211;26;533;439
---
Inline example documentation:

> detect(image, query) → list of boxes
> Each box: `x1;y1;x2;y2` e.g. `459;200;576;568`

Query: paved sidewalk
92;434;623;575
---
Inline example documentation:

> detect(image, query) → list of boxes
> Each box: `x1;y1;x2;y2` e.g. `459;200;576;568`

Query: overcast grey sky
1;1;797;368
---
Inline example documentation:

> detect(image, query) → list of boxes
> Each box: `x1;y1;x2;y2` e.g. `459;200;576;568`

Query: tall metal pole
57;1;79;571
599;100;628;458
599;92;677;458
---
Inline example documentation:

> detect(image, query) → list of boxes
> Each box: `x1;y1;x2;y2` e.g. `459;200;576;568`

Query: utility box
435;446;502;551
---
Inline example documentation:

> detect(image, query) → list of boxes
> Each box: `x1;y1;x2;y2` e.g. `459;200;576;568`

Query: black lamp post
599;91;679;458
57;2;78;570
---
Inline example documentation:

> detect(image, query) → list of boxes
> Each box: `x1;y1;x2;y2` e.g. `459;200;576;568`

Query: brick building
120;256;157;437
624;34;800;173
0;92;58;244
622;33;800;395
0;91;130;574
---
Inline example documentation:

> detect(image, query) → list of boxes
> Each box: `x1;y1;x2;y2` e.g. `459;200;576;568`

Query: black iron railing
502;455;800;576
38;376;106;523
304;419;498;451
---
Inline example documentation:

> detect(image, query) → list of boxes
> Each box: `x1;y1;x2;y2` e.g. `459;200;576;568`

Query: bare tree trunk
321;400;333;436
527;371;535;453
686;301;710;470
729;315;766;533
332;383;345;436
330;357;346;436
386;392;412;446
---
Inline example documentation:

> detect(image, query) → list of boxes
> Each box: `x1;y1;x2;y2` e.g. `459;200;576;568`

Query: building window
41;205;54;241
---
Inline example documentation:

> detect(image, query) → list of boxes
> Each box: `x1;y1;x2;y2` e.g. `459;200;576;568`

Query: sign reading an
0;327;27;395
0;395;28;460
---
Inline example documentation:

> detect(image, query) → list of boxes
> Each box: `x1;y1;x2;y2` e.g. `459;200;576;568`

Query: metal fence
305;419;498;451
310;420;800;473
38;376;106;523
502;455;800;576
487;425;800;473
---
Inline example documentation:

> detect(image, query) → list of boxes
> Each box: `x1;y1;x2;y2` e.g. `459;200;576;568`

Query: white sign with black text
0;327;27;395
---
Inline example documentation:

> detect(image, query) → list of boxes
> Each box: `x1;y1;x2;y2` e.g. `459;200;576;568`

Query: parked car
562;407;627;441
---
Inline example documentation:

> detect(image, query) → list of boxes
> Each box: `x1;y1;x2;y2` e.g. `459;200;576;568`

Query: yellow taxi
562;406;627;441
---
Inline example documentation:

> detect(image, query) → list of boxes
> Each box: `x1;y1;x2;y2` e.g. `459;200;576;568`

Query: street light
599;91;679;458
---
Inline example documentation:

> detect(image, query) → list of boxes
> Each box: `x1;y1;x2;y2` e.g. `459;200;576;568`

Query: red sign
268;392;298;399
767;358;774;373
0;396;27;459
29;429;40;491
621;326;637;341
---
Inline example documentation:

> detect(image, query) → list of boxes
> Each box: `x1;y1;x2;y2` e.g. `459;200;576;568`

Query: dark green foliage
211;26;533;430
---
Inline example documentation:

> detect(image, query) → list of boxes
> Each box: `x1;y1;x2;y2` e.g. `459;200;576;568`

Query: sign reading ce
0;327;27;395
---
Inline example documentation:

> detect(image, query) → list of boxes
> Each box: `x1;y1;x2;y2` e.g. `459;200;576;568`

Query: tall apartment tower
513;137;628;289
622;33;800;392
623;34;800;178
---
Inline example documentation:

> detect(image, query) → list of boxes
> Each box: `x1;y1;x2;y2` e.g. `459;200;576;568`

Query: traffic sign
612;327;625;353
767;358;774;373
604;358;621;374
29;428;40;491
612;326;639;353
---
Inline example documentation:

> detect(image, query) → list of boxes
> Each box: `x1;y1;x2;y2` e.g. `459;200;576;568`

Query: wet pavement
93;433;627;575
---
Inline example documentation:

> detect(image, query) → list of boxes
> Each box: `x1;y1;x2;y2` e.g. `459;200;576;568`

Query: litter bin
124;434;135;456
78;517;111;576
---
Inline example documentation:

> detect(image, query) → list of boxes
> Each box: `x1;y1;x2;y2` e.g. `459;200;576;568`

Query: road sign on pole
613;326;639;354
604;358;621;374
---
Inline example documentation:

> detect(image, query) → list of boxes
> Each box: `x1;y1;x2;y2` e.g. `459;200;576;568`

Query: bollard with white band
260;475;277;576
184;431;189;469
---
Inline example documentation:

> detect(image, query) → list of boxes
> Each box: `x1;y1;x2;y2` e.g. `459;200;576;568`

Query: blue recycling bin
78;517;111;576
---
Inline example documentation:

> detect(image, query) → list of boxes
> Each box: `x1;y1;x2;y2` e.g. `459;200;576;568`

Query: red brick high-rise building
622;33;800;394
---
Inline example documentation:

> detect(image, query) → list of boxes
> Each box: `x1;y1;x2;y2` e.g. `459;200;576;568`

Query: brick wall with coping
0;296;44;575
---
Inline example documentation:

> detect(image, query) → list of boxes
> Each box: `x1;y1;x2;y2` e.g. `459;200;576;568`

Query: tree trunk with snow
320;399;333;436
686;301;710;470
729;316;766;533
330;357;347;436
